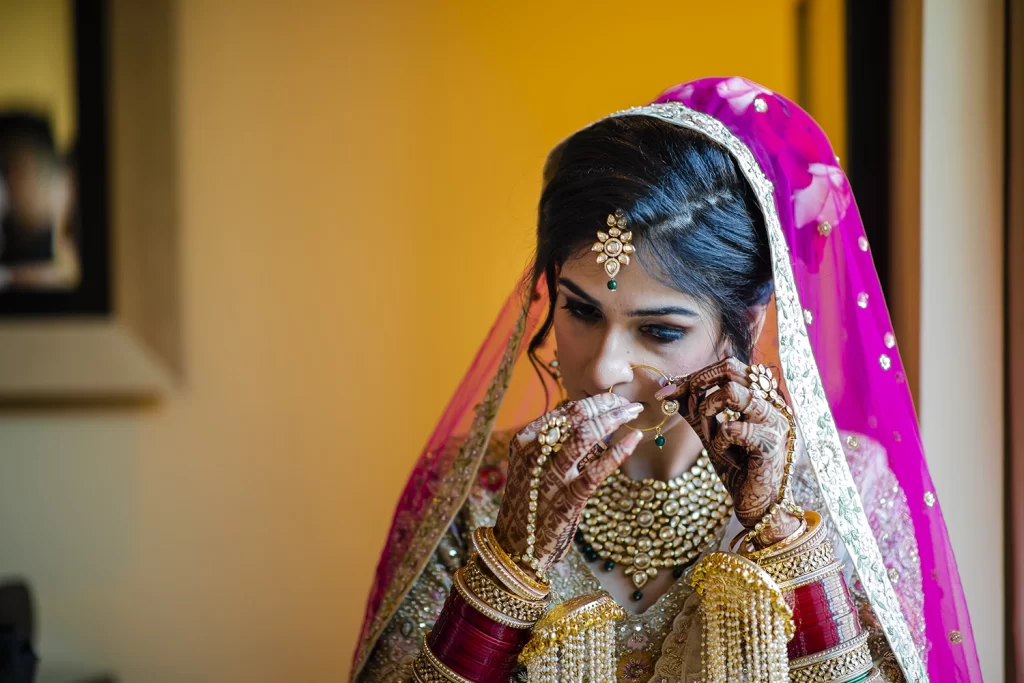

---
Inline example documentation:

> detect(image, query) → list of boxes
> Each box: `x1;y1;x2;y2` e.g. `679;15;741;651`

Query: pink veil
350;77;982;682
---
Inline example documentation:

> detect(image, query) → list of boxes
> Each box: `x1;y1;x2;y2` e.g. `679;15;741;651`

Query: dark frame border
845;0;893;297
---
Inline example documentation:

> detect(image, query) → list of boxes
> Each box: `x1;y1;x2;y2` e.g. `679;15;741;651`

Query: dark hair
0;111;58;177
529;115;774;379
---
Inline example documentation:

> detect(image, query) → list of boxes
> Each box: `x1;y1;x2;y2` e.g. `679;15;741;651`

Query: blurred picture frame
0;0;179;402
0;0;108;311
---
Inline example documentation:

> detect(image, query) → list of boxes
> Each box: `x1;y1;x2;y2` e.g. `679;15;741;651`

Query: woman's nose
584;334;634;393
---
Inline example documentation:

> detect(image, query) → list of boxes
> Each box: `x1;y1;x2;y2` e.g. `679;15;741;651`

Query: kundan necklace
574;451;733;601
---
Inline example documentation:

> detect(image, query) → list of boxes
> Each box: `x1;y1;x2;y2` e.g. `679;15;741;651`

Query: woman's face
554;248;734;434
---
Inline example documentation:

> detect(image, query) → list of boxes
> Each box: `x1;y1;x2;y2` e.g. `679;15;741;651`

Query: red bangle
448;589;535;644
786;570;864;660
426;587;532;683
432;640;522;680
431;616;523;659
432;598;516;651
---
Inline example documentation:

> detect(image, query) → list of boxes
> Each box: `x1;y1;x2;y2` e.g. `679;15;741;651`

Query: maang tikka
592;210;635;290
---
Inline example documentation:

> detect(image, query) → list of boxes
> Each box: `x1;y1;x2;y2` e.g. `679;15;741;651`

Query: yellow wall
0;0;75;149
0;2;807;680
805;0;846;162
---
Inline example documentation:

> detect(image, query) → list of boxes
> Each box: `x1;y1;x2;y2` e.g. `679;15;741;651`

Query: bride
349;77;981;682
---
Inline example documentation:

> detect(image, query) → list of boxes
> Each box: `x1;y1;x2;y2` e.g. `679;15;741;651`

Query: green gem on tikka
655;434;666;448
607;280;618;291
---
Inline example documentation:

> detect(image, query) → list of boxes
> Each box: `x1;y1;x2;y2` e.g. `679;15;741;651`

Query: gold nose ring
608;364;676;449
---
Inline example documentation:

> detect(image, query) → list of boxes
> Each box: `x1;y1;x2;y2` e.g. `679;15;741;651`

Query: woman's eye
562;300;601;323
641;325;686;344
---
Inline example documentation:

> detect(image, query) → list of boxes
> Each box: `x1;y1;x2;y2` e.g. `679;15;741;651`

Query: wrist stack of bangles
412;527;551;683
749;511;875;683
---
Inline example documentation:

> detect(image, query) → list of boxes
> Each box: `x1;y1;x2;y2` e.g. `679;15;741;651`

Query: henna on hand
494;394;645;574
662;357;796;544
711;421;786;525
534;430;644;573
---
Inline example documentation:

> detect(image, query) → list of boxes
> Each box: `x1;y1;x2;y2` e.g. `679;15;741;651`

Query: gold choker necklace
575;452;733;601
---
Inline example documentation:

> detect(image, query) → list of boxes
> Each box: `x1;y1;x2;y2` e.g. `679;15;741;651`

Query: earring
549;353;568;403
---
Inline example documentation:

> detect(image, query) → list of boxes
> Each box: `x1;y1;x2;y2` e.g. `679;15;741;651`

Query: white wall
920;0;1005;679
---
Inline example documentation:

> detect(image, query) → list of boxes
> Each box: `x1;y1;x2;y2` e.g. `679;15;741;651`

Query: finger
700;385;790;449
518;392;629;446
558;404;644;468
684;385;708;443
515;403;572;446
575;437;609;474
573;430;644;492
739;395;776;423
655;373;692;401
700;382;772;423
706;421;748;491
566;392;632;421
711;419;765;457
688;357;750;394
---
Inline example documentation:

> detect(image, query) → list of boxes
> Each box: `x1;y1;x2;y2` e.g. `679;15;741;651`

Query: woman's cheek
657;340;716;377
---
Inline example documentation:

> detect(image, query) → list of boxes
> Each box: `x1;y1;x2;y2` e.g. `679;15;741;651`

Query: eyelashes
641;325;685;343
560;299;688;344
562;300;600;323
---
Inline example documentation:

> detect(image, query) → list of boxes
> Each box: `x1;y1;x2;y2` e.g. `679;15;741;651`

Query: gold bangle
754;512;838;585
758;541;835;586
461;555;548;623
734;517;807;555
471;527;530;599
776;559;844;592
757;532;835;585
484;525;550;591
412;636;475;683
452;565;535;629
472;527;548;600
473;526;549;600
751;510;823;561
788;632;873;683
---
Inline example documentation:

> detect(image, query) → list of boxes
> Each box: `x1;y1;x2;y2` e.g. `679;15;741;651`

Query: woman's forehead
558;250;707;314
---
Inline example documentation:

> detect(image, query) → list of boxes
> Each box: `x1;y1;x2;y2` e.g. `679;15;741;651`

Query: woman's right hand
493;394;645;576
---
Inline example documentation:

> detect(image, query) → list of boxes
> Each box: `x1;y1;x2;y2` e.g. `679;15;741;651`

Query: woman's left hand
656;357;801;547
